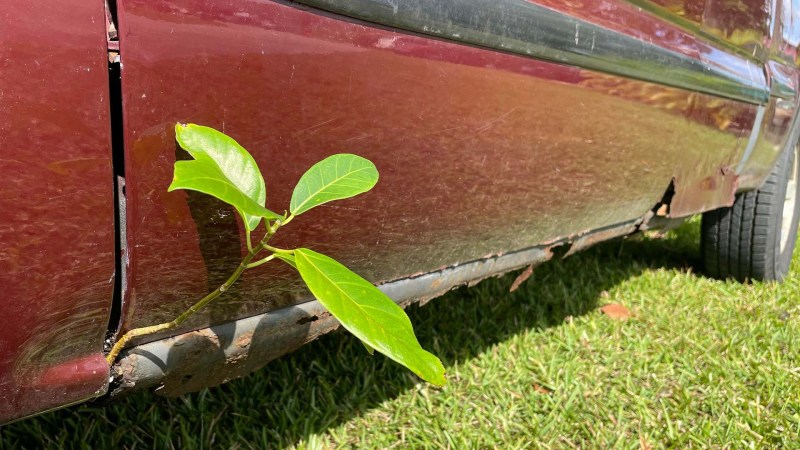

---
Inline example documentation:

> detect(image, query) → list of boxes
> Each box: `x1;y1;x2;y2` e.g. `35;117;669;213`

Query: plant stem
105;227;278;365
245;227;254;253
264;244;293;254
246;254;275;269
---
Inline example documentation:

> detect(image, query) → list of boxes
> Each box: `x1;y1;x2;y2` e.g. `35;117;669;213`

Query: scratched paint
116;0;757;345
0;0;113;423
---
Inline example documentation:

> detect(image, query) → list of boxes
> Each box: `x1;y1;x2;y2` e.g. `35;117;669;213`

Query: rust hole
296;315;319;325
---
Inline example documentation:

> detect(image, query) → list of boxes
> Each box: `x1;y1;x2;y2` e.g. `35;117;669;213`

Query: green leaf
273;252;297;269
173;123;280;230
290;154;378;216
362;341;375;355
294;248;445;385
169;159;280;223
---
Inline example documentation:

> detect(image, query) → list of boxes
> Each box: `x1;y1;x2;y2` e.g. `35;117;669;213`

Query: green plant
104;124;444;386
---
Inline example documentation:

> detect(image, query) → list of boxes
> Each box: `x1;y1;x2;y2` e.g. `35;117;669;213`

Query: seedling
105;124;445;386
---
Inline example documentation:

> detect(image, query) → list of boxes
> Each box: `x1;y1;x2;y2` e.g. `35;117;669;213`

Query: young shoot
105;123;445;387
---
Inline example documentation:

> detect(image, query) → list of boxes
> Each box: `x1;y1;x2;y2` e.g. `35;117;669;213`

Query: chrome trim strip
737;105;767;174
768;61;798;100
291;0;769;104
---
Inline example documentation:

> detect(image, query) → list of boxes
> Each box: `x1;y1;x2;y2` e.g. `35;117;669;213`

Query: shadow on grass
0;222;702;449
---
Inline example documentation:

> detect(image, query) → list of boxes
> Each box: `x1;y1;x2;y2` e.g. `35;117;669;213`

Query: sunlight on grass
2;219;799;448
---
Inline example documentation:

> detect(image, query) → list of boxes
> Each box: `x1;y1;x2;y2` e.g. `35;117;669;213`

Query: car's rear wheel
701;142;800;282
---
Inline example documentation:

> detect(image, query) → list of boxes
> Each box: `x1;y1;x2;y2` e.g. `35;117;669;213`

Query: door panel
295;0;769;103
0;0;114;423
117;0;758;341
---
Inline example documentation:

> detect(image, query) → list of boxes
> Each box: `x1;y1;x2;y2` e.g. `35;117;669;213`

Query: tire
702;142;800;282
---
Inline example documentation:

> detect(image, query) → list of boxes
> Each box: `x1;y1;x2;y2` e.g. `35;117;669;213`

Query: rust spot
296;315;319;325
234;332;253;349
417;295;437;307
509;265;534;292
669;168;738;217
699;175;717;190
193;327;221;346
563;222;637;257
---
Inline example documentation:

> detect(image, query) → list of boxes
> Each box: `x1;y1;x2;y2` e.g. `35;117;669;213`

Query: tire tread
702;144;797;282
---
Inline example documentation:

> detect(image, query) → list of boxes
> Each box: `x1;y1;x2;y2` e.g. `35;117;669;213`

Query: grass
2;219;800;448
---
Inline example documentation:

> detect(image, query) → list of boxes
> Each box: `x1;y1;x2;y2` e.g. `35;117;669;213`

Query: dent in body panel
578;70;753;216
669;165;739;216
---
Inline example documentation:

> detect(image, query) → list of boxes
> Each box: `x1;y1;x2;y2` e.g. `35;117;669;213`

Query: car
3;0;799;423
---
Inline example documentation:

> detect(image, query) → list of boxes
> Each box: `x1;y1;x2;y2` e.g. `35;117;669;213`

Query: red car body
2;0;798;423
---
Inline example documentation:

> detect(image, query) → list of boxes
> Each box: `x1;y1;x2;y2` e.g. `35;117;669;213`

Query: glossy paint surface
117;0;758;342
295;0;769;103
0;1;114;422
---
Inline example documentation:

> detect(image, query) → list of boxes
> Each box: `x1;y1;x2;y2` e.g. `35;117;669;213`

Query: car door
0;0;115;423
114;0;787;352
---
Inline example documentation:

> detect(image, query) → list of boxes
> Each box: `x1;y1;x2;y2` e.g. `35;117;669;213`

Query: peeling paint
669;167;738;217
108;219;673;398
563;222;638;257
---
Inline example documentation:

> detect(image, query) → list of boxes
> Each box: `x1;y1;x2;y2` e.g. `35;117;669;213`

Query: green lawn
2;220;799;449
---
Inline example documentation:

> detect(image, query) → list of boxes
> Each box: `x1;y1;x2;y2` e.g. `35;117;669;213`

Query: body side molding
290;0;770;104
